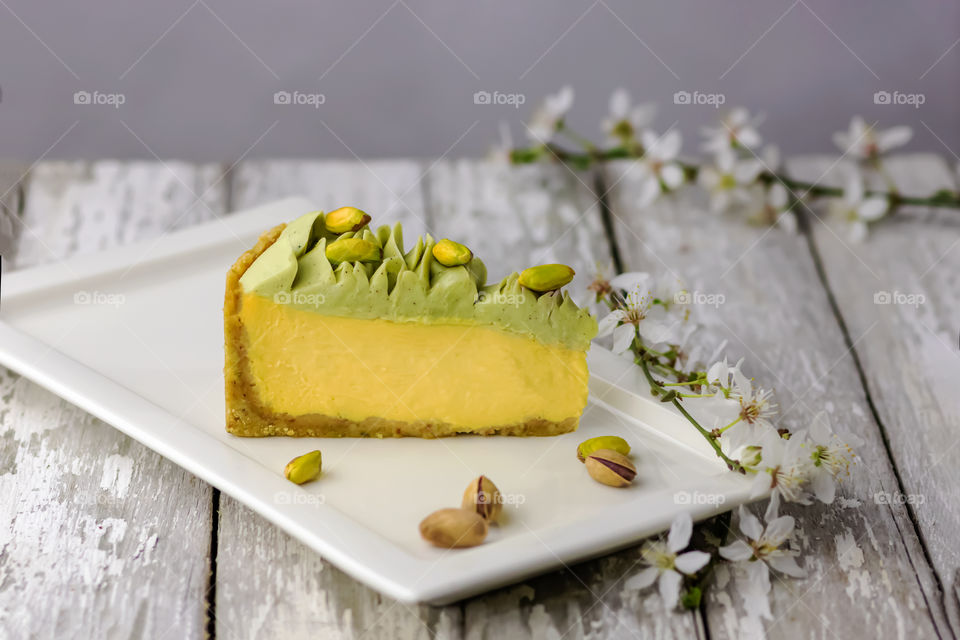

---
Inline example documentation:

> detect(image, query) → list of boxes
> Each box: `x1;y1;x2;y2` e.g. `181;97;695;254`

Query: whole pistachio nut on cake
325;206;371;234
224;208;598;438
432;238;473;267
518;264;575;292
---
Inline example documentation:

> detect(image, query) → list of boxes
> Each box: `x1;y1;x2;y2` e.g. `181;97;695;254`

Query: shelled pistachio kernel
419;508;488;548
461;475;502;523
584;449;637;487
577;435;630;463
325;237;381;264
432;239;473;266
325;206;371;234
518;264;575;292
284;450;322;485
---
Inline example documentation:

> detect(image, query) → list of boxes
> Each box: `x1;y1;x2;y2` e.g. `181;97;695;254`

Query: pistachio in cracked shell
461;475;502;522
419;508;488;548
584;449;637;487
325;206;371;234
518;264;575;292
325;237;381;264
577;435;631;463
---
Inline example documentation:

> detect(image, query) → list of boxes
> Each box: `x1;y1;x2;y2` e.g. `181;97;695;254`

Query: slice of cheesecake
223;208;598;438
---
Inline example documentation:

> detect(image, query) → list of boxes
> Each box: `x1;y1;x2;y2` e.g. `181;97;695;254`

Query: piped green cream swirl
239;210;598;350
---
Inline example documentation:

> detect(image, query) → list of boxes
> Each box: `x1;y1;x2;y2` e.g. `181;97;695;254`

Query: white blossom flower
830;170;888;242
526;86;574;143
833;116;912;160
634;129;685;207
597;275;684;353
706;357;744;392
719;505;805;608
602;88;656;145
749;430;811;504
698;149;764;214
701;107;764;154
803;413;863;504
624;513;711;609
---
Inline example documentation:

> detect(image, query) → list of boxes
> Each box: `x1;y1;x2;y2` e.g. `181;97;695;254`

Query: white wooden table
1;156;957;639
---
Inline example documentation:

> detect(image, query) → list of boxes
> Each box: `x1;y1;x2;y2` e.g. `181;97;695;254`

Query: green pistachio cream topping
239;210;598;350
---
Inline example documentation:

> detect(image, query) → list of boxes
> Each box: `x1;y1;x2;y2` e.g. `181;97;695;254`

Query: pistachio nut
325;237;381;264
432;238;473;267
518;264;575;292
577;435;631;463
461;475;502;523
419;508;488;548
284;450;322;485
325;206;371;234
584;449;637;488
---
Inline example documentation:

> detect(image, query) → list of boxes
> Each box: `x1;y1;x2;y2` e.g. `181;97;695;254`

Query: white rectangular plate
0;198;754;604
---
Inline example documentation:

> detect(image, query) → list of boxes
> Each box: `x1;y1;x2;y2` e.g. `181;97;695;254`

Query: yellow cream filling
240;292;589;430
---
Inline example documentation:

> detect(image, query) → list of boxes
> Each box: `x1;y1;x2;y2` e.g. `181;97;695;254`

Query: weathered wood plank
603;160;945;639
788;152;960;636
218;159;464;640
427;160;704;639
0;160;227;638
0;162;27;265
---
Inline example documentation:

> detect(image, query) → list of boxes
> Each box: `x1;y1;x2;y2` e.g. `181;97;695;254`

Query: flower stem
510;142;960;211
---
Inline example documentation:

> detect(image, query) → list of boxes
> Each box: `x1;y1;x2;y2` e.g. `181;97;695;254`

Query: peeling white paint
100;453;134;498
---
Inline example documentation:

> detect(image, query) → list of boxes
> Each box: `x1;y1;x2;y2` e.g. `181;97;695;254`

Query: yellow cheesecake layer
239;292;589;430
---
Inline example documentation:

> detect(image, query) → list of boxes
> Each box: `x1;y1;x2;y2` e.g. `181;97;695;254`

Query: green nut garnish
432;238;473;267
518;264;575;292
325;237;381;264
284;450;322;485
577;435;630;463
325;206;371;234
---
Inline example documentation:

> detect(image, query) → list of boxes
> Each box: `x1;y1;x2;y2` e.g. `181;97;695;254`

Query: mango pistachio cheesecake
223;207;598;438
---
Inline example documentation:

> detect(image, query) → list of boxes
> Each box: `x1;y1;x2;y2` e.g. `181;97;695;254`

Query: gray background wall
1;1;957;162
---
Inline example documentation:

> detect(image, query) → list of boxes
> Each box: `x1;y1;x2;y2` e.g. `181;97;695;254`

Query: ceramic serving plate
0;197;754;604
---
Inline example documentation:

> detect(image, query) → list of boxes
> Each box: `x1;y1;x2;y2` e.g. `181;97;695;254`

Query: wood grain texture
427;160;704;640
0;162;27;264
788;153;960;636
1;160;227;639
602;160;946;639
217;159;464;640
